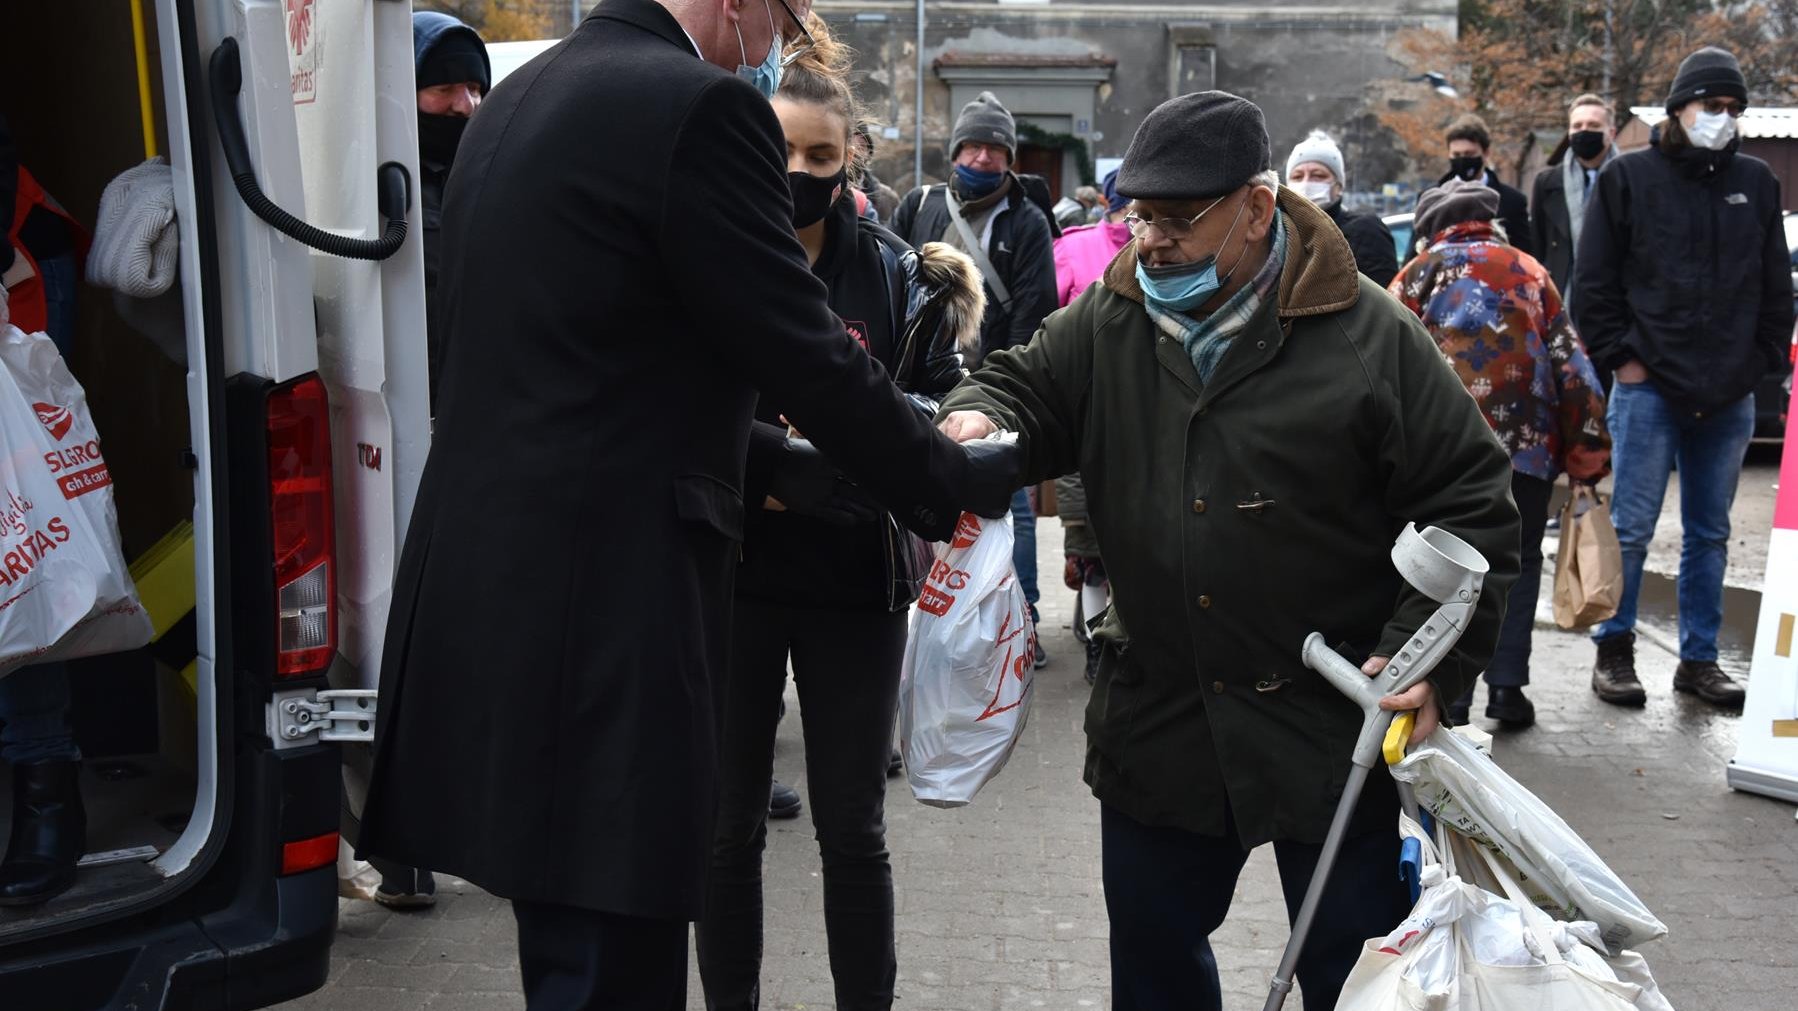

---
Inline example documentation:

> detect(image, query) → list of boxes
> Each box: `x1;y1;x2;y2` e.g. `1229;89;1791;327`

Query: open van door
277;0;432;836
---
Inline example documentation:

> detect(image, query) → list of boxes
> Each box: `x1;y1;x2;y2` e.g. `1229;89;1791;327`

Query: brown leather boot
1591;634;1646;707
1673;660;1746;710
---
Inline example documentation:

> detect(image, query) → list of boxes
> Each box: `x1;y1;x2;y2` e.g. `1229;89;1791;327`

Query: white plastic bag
0;325;152;676
1390;726;1667;952
898;509;1035;807
1338;819;1673;1011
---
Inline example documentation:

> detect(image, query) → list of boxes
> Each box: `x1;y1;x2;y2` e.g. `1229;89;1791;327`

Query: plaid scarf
1145;210;1287;385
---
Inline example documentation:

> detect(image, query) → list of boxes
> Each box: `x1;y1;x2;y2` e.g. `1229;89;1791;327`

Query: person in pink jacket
1052;169;1132;307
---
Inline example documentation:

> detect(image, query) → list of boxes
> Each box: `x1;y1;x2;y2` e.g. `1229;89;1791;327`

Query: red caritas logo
33;403;72;442
951;513;981;550
286;0;314;56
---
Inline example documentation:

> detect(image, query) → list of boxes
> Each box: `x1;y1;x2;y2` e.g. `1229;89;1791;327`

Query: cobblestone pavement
281;482;1798;1011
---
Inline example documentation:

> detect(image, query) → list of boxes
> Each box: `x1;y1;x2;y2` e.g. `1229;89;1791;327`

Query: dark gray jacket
892;179;1058;366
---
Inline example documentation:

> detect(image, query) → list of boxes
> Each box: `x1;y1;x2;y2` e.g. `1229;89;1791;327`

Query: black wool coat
360;0;976;920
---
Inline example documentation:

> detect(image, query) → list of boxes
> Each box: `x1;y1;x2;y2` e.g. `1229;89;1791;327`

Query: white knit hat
1285;130;1345;185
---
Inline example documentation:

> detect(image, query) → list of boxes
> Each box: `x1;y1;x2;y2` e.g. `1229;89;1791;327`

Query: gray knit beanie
1413;178;1500;244
949;91;1017;160
1666;47;1748;114
1116;91;1271;201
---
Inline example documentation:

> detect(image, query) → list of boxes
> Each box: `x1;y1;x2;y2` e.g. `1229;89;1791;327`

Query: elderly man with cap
1284;129;1397;287
893;89;1059;665
936;91;1519;1010
1574;45;1794;712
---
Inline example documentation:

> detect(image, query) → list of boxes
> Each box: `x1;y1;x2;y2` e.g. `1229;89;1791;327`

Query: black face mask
1568;130;1608;161
418;113;469;168
789;168;847;229
1449;155;1485;181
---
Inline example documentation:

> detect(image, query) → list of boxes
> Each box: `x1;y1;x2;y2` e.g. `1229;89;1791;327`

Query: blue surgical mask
953;164;1004;198
1133;195;1252;313
735;0;784;100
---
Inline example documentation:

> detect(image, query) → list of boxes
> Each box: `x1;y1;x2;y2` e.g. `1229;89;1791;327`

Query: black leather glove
959;437;1024;520
769;438;881;526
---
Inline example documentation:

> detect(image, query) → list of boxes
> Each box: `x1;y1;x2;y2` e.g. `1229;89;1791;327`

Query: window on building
1174;45;1216;96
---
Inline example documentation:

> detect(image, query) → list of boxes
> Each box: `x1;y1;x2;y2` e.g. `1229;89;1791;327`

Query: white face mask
1686;109;1736;151
1293;179;1336;206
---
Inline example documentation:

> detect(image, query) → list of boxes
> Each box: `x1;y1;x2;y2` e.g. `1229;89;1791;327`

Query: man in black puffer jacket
1574;46;1794;713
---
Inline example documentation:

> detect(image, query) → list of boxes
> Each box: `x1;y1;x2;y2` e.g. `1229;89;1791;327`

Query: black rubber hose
209;37;409;262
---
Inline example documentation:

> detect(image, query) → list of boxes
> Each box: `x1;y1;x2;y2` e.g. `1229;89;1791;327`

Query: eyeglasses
1123;193;1228;241
1701;97;1746;118
772;0;816;68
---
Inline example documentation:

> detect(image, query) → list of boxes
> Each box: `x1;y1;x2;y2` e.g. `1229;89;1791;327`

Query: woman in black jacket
696;18;984;1011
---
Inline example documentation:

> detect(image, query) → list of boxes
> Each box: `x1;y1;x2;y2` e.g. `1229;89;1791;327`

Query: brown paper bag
1553;485;1623;629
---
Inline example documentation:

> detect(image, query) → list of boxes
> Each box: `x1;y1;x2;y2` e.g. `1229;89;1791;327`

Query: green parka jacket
940;189;1520;846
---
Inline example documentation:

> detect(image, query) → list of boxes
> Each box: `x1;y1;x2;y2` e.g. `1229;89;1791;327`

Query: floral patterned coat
1391;221;1611;483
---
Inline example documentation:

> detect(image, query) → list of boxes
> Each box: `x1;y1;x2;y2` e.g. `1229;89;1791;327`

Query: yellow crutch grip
1383;711;1415;766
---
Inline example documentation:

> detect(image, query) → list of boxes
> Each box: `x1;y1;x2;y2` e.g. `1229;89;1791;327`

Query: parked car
1384;211;1414;265
0;2;429;1007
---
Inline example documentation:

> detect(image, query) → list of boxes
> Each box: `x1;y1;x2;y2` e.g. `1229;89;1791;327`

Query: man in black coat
1529;93;1619;305
1438;113;1533;258
358;1;1016;1006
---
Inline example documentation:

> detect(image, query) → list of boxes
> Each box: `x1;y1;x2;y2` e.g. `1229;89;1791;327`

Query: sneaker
1591;634;1647;707
769;780;803;820
1485;685;1536;727
372;863;437;910
1673;660;1746;709
1034;640;1049;670
886;748;902;778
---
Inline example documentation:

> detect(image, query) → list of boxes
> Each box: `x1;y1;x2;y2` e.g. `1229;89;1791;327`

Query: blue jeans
1592;381;1755;661
0;253;80;765
1010;488;1039;611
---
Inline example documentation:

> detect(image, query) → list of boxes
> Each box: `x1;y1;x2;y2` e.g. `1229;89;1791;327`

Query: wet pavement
279;446;1796;1011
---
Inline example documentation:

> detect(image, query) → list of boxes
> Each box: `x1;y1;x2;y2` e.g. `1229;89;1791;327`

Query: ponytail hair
779;14;870;184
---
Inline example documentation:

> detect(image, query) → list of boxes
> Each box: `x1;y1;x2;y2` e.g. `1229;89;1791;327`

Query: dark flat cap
1116;91;1272;201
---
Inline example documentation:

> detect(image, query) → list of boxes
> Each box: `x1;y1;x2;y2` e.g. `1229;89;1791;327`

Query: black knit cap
418;27;490;94
1116;91;1272;201
1665;46;1747;114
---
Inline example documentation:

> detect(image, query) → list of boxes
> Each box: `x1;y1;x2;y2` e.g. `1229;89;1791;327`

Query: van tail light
267;375;337;677
281;831;339;875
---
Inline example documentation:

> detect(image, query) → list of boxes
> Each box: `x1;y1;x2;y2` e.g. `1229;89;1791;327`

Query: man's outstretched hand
959;436;1022;520
768;438;881;526
939;410;998;444
1367;655;1442;744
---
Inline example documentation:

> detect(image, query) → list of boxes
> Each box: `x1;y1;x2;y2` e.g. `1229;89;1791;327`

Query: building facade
823;0;1459;200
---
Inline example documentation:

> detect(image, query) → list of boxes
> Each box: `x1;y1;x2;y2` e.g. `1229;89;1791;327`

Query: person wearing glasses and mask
357;1;1022;1008
1574;46;1793;714
934;91;1519;1011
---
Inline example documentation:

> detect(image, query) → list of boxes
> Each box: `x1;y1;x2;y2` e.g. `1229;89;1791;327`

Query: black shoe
1673;660;1746;709
887;748;903;778
1485;686;1536;727
1591;634;1647;707
1446;698;1471;725
371;859;438;910
769;780;802;819
0;760;86;907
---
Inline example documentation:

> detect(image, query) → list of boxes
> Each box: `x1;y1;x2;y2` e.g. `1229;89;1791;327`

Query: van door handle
208;37;411;261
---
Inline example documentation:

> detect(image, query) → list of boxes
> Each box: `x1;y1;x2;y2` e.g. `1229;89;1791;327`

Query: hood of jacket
413;11;491;92
1099;185;1360;320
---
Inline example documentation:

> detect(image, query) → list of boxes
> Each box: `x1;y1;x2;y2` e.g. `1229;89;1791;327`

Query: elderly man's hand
939;410;998;444
1366;655;1441;744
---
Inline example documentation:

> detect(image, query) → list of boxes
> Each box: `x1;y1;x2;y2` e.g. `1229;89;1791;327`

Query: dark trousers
697;598;908;1011
1485;471;1554;688
512;899;686;1011
1101;803;1411;1011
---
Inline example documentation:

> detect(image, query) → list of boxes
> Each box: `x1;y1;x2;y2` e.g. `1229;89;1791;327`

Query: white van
0;2;428;1006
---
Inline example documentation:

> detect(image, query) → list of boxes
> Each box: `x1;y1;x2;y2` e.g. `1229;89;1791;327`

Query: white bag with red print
899;509;1036;807
0;324;151;677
